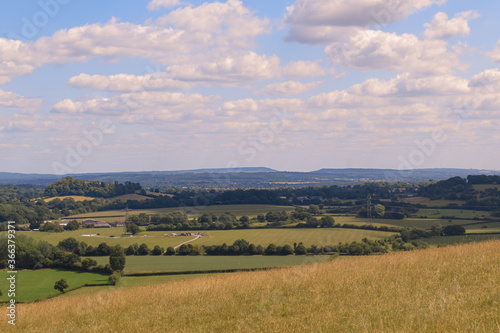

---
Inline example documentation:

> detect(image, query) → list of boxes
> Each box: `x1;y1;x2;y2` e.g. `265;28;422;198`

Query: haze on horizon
1;0;500;174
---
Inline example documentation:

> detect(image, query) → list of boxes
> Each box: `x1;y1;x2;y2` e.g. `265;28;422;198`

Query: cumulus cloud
147;0;183;11
259;80;323;95
488;40;500;62
0;89;42;113
68;73;194;92
166;51;280;84
283;61;331;78
469;68;500;88
325;30;464;75
0;1;271;84
424;11;479;40
285;0;447;44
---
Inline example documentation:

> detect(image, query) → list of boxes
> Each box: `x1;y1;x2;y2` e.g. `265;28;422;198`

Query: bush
164;247;176;255
442;225;466;236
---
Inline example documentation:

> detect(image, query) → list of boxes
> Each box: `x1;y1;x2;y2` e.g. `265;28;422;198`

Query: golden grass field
1;240;499;332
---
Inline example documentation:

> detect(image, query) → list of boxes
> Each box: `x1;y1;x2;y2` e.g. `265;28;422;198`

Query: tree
320;216;335;228
64;220;80;231
430;223;443;236
308;205;320;215
294;242;307;255
125;244;137;256
82;258;97;270
442;225;466;236
374;204;385;217
97;242;111;256
152;245;164;255
58;237;80;253
281;244;294;255
54;279;69;293
264;243;277;255
109;245;126;272
165;246;176;255
126;223;141;235
137;243;150;255
108;271;121;285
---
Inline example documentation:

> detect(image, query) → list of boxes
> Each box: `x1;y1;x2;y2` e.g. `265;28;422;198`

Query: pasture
44;196;96;202
91;255;330;273
0;269;108;302
16;227;395;249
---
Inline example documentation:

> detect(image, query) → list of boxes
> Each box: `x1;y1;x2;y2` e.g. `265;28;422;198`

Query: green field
424;234;500;245
472;184;500;191
416;208;492;219
91;255;330;272
65;204;296;222
0;269;108;302
44;195;97;202
14;226;395;249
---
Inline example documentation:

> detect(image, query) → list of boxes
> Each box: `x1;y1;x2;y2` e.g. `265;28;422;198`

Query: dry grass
2;241;499;332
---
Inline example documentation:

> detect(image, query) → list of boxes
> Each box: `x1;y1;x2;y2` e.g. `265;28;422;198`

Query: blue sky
1;0;500;174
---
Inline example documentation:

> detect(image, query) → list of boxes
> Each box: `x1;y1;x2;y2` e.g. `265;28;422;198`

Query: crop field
14;226;395;249
400;197;467;207
5;241;499;332
91;255;330;273
473;184;500;192
416;208;491;219
0;269;108;302
424;234;500;245
66;204;296;222
44;195;97;202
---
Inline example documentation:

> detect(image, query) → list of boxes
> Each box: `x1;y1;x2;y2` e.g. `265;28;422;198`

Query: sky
1;0;500;174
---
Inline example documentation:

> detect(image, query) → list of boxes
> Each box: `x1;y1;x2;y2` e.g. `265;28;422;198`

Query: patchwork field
3;241;498;332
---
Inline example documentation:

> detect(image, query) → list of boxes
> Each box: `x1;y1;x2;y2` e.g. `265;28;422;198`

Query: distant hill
0;168;499;189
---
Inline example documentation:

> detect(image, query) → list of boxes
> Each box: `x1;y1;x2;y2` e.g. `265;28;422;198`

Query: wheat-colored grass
2;241;499;332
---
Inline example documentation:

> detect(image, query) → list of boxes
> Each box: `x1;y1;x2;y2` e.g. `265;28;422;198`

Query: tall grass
2;241;499;332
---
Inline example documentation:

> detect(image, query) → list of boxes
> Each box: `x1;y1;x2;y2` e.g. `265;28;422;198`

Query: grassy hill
3;240;498;332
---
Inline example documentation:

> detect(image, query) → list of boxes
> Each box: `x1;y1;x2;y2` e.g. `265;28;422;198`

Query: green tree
58;237;80;253
64;220;80;231
442;225;466;236
320;216;335;228
137;243;150;255
125;244;137;256
308;205;320;215
126;223;141;235
294;242;307;255
109;245;126;272
108;271;121;285
54;279;69;293
264;243;277;255
164;246;176;255
374;204;385;217
152;245;164;255
82;258;97;270
281;244;294;255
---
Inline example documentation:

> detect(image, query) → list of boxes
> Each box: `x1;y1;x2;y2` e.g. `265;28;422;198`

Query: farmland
0;269;108;302
16;226;395;249
3;241;498;332
91;255;330;273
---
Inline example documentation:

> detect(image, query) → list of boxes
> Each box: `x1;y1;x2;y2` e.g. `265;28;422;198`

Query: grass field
416;208;491;219
4;241;498;332
65;204;296;222
473;184;500;191
400;197;467;207
91;255;330;272
44;195;96;202
13;227;395;249
0;269;108;302
424;234;500;245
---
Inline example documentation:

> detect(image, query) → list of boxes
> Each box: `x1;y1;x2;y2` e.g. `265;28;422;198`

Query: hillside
3;241;499;332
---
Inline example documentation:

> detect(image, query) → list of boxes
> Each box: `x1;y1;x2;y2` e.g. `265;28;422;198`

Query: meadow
16;227;395;249
3;240;498;332
0;269;108;302
91;255;330;273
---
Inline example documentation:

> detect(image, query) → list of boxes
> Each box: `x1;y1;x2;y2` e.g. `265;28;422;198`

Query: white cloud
349;72;469;96
68;73;194;92
260;80;322;95
424;11;479;40
166;51;280;84
0;89;42;113
283;61;330;78
488;40;500;62
325;30;464;75
0;1;271;84
469;68;500;88
285;0;447;44
147;0;183;11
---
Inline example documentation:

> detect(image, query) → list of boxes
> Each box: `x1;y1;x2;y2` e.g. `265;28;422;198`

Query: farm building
82;219;111;228
109;221;126;227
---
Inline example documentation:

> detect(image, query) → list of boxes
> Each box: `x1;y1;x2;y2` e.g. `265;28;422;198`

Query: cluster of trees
44;176;142;198
0;234;111;274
